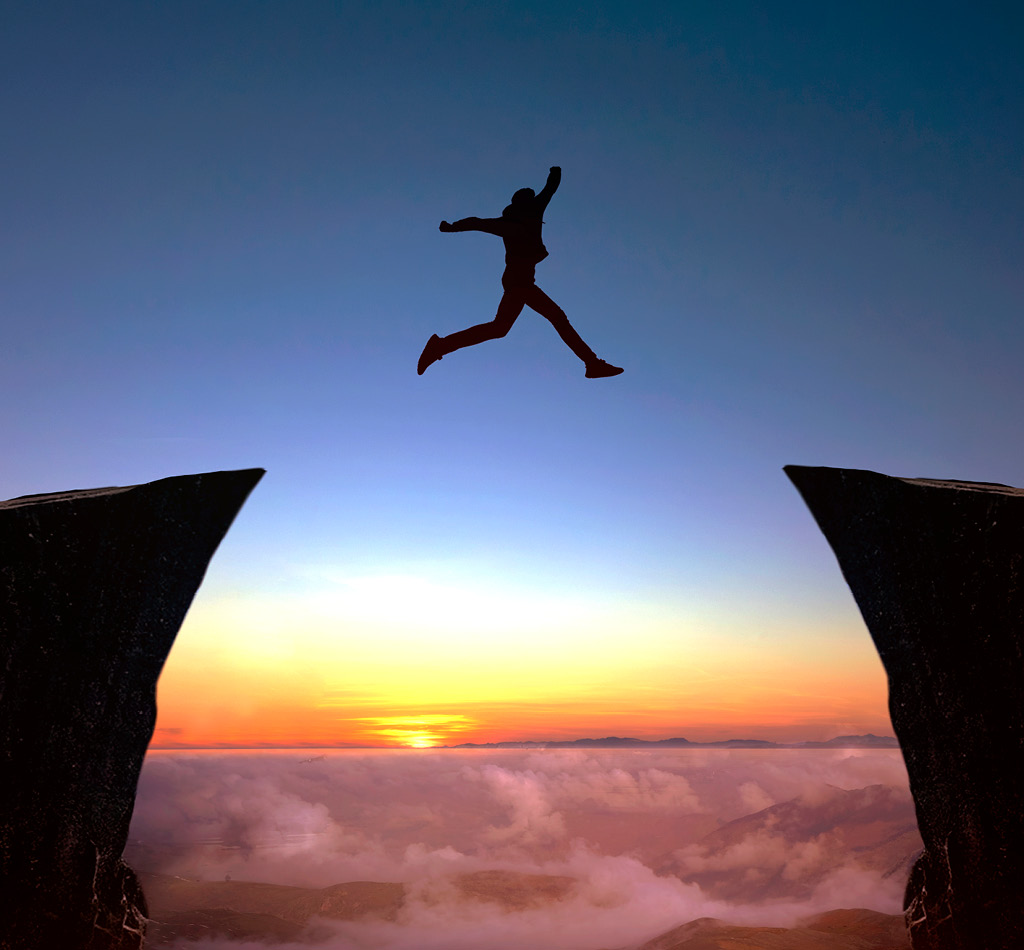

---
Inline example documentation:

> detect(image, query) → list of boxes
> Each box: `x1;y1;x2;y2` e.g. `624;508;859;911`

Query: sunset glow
152;581;891;748
8;3;1017;757
355;715;475;748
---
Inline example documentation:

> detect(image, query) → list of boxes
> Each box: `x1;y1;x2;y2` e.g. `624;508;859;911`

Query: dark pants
440;265;596;364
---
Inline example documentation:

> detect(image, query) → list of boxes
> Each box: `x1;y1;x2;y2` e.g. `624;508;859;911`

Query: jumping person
417;166;623;378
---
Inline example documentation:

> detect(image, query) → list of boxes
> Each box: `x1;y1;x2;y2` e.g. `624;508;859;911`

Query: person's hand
439;220;455;232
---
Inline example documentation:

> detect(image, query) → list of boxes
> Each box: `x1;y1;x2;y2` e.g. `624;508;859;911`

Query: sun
405;734;437;749
348;714;476;747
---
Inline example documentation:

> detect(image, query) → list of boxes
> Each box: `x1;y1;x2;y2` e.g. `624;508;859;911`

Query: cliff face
0;469;263;949
786;465;1024;950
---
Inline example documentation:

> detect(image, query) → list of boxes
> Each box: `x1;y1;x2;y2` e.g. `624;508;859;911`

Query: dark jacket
448;167;561;266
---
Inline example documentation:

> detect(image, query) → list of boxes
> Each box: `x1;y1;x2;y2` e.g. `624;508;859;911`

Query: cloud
736;780;774;813
468;764;567;846
128;748;916;948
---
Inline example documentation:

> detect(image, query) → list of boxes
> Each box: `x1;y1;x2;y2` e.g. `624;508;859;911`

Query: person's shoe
585;359;624;378
417;334;444;375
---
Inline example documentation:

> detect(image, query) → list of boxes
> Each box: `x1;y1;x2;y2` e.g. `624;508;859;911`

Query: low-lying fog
127;748;920;949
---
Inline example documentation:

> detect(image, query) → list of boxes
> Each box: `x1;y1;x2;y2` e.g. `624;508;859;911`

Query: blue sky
3;1;1022;741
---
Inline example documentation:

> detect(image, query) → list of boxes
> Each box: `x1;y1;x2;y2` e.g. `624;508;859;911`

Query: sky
3;1;1023;747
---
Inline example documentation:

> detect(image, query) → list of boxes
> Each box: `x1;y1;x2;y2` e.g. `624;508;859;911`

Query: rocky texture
786;465;1024;950
636;908;910;949
0;470;263;949
139;872;405;945
140;870;573;945
634;904;909;950
664;784;921;903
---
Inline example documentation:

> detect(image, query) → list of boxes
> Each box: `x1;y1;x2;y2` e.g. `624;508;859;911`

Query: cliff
786;465;1024;950
0;469;263;949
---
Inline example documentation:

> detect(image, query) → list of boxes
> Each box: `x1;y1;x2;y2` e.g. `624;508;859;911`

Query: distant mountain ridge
446;734;898;749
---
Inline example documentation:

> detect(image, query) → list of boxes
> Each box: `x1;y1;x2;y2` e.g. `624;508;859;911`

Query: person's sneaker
417;334;444;375
585;359;624;378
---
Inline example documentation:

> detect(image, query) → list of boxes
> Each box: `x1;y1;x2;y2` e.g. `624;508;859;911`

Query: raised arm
536;166;561;211
439;216;504;235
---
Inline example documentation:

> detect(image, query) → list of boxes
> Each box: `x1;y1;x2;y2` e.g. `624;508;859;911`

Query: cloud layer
128;748;917;948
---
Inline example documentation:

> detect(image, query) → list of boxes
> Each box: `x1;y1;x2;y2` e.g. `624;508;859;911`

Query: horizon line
147;732;898;752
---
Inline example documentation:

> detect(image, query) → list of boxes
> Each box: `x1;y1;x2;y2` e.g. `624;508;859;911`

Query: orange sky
152;578;892;748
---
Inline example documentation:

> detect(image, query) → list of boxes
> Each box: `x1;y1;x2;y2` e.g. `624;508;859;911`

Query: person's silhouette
418;166;623;378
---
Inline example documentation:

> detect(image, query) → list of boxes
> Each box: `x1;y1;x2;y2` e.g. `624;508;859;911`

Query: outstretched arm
536;166;561;211
439;216;503;235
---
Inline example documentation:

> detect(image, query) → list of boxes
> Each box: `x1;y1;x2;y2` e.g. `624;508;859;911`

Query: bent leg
522;285;597;364
439;290;525;355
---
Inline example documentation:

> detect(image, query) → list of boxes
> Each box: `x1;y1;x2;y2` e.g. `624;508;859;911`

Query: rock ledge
0;469;263;949
787;464;1024;950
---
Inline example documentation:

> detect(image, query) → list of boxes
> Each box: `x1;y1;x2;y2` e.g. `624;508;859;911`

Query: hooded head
502;187;536;219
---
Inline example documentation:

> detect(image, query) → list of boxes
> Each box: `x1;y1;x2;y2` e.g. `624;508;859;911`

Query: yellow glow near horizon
152;573;892;748
352;715;475;747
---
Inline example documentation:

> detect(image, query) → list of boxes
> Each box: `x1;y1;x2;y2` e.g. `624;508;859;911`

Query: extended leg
439;290;525;354
417;290;526;374
522;285;596;363
523;284;623;377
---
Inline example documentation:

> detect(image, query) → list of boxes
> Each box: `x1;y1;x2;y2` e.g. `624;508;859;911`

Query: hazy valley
127;746;919;949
